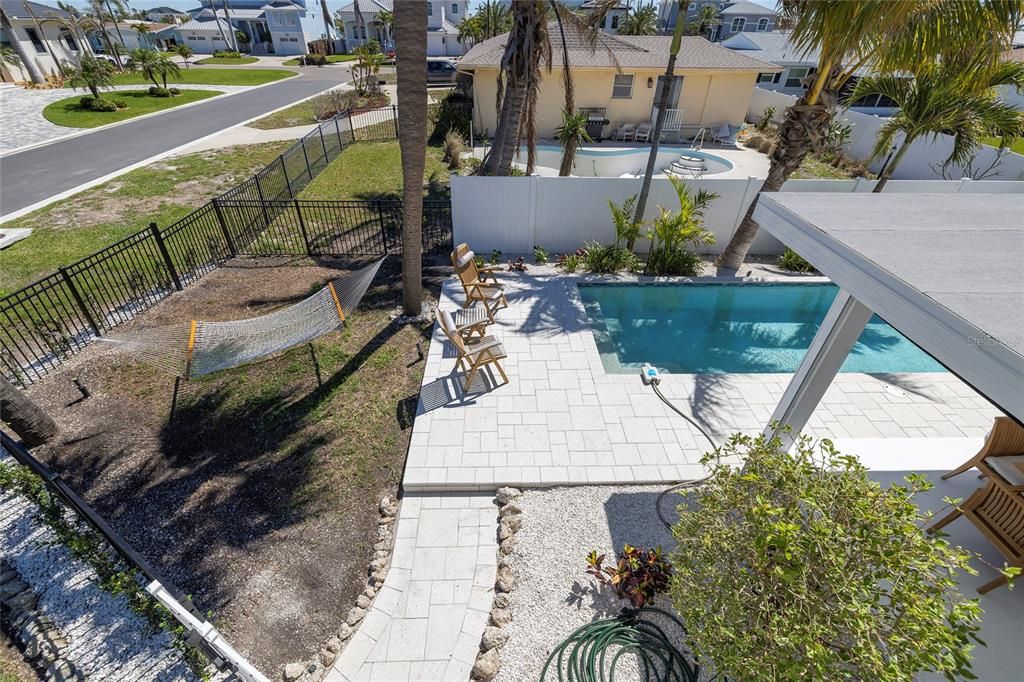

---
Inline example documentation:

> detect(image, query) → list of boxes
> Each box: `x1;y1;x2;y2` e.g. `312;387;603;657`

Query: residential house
145;7;189;24
87;20;176;53
660;0;777;41
0;0;87;82
179;0;335;56
721;30;896;114
459;23;778;139
1000;31;1024;109
336;0;469;57
581;0;629;34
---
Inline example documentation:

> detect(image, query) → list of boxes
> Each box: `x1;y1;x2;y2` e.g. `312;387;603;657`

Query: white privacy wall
451;174;1024;255
746;87;1024;182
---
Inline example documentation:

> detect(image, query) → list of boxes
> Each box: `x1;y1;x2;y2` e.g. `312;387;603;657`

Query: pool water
578;284;945;374
514;145;734;177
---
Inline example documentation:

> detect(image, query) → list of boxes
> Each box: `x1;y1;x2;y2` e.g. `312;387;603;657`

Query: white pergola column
765;290;874;446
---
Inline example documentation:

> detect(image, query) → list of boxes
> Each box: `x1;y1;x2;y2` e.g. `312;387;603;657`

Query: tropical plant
618;1;658;36
128;47;161;88
376;9;393;46
235;30;250;47
556;249;585;273
669;431;1019;682
754;105;775;131
533;245;549;264
475;0;512;39
777;247;814;272
63;53;115;99
607;194;641;247
686;3;719;38
716;0;1024;270
353;41;383;93
175;44;193;68
0;44;21;81
645;176;715;277
554;109;592;176
442;130;465;170
86;0;123;69
394;1;425;316
134;21;151;46
586;545;672;608
580;241;641;273
155;53;180;88
853;59;1024;192
820;116;851;163
457;16;483;48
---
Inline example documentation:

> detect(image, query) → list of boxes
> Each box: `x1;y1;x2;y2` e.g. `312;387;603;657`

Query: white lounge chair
616;123;636;141
712;123;738;147
634;122;653;143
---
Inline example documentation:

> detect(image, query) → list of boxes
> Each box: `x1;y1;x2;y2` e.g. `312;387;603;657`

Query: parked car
427;58;458;84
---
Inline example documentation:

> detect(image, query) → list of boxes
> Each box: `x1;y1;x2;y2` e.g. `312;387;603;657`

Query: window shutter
773;72;781;84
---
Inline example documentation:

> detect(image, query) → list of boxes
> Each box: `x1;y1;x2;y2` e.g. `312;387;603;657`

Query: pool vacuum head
640;363;660;385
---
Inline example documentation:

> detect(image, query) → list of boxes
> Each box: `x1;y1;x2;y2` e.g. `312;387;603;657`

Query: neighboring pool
578;283;946;374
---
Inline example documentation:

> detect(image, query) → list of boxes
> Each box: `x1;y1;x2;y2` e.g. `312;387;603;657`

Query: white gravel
495;485;703;682
1;448;201;681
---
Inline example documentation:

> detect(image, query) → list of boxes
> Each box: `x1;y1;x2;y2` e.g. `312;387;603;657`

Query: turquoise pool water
578;284;945;374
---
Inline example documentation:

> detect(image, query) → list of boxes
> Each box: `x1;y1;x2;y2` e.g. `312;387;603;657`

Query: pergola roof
754;192;1024;422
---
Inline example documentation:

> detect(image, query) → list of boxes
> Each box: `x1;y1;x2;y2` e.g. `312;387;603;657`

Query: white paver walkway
327;493;498;682
404;271;997;491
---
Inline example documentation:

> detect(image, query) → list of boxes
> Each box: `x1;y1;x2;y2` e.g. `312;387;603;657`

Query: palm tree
554;110;592;176
352;0;366;48
52;2;98;56
129;47;162;88
319;0;334;54
628;2;688;248
223;0;240;51
852;60;1024;192
1;8;42;83
393;0;426;316
1;44;24;82
64;53;115;99
135;22;152;49
175;44;193;69
715;0;1024;271
619;2;658;36
103;0;131;59
155;51;181;88
87;0;123;69
476;0;512;39
377;9;393;47
686;4;719;39
1;377;58;447
457;16;482;49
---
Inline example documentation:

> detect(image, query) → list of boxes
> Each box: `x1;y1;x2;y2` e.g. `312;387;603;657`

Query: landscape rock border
0;559;84;681
471;486;523;681
281;494;400;682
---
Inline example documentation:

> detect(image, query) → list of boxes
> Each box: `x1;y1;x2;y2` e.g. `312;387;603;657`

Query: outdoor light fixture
647;77;654;88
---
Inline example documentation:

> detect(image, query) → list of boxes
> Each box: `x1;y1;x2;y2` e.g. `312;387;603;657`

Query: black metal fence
1;106;457;387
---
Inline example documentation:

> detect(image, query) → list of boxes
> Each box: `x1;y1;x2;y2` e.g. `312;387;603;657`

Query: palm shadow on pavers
21;258;447;674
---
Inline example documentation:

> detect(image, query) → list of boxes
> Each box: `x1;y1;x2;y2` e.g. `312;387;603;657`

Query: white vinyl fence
746;87;1024;182
451;174;1024;256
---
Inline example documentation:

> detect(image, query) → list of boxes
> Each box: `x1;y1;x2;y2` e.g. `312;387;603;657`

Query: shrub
586;545;672;608
488;249;502;265
645;247;703;276
777;247;814;272
670;432;1006;682
111;98;128;109
533;245;549;264
79;95;96;109
557;249;585;273
442;130;465;170
302;54;327;66
755;105;775;131
168;87;181;95
644;177;715;276
607;195;642;249
88;98;118;112
213;50;243;59
149;87;171;97
581;241;641;274
428;87;472;144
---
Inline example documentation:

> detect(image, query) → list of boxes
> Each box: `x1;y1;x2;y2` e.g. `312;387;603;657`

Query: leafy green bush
557;250;584;273
608;194;642;249
111;98;128;109
79;95;96;109
168;87;181;95
670;432;1001;682
533;245;549;264
488;249;502;265
777;247;815;272
581;241;641;273
88;98;118;112
644;177;715;276
302;54;327;66
213;50;243;59
645;247;703;276
755;105;775;131
586;545;672;608
428;88;473;144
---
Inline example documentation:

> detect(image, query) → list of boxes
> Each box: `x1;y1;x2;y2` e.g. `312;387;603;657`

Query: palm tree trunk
716;98;831;271
223;0;239;51
872;139;912;192
22;3;62;76
1;377;58;447
495;83;526;175
1;9;44;84
319;0;333;54
353;0;365;49
104;1;129;61
394;0;426;316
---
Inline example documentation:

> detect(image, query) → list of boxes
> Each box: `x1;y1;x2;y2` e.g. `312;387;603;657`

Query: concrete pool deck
405;269;999;492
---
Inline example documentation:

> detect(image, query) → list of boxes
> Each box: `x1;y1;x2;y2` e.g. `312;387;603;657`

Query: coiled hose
539;608;701;682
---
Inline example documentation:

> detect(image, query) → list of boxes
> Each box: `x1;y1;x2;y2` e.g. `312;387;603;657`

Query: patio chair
615;123;636;141
928;480;1024;594
941;416;1024;492
438;309;509;392
452;243;502;284
712;123;738;147
451;247;508;322
634;122;653;143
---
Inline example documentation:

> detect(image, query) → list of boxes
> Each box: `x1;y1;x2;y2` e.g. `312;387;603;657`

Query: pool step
674;154;707;170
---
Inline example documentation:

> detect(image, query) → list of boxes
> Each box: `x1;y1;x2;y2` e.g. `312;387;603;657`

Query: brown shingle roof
459;23;780;72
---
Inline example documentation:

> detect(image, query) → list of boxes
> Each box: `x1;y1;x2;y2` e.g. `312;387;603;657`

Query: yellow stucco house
458;25;780;139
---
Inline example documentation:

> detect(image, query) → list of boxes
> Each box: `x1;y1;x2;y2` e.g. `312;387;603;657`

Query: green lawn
70;68;296;87
42;90;220;128
983;136;1024;155
248;98;319;129
282;54;358;66
0;141;292;296
196;56;260;65
299;141;450;201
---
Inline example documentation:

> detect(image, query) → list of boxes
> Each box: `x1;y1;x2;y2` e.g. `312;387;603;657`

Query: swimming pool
513;145;734;177
578;283;945;374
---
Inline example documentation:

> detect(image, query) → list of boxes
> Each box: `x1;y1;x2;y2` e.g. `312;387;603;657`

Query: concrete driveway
0;67;348;220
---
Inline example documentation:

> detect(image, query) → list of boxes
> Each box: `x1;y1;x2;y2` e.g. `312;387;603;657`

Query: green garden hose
539;608;701;682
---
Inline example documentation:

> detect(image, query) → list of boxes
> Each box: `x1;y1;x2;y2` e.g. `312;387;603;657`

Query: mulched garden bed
21;256;446;676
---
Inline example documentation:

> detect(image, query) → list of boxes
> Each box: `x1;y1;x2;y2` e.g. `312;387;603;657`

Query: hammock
102;258;384;379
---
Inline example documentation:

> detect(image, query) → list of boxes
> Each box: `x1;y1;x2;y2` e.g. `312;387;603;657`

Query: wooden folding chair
452;243;502;284
928;480;1024;594
438;309;509;392
942;417;1024;492
450;245;508;322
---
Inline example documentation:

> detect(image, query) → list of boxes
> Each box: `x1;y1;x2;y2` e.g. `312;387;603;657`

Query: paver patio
404;269;998;491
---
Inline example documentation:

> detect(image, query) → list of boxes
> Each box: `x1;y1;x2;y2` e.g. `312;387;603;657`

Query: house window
785;66;809;88
611;14;620;29
757;72;775;83
611;73;633;99
688;3;696;9
24;27;46;53
427;3;432;16
451;3;458;15
757;18;769;31
730;17;746;32
61;29;78;51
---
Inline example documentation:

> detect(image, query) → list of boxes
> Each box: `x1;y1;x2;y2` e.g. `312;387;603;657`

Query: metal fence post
392;104;399;140
254;175;272;228
319;124;329;161
376;201;389;253
301;139;312;182
294;199;312;255
280;155;292;198
211;199;238;257
334;115;343;149
150;222;182;291
348;111;356;142
59;267;101;337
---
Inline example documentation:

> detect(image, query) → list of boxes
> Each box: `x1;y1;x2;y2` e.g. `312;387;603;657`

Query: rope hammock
101;258;384;379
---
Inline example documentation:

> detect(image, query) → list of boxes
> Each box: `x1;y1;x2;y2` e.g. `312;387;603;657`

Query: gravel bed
496;484;709;682
0;448;200;681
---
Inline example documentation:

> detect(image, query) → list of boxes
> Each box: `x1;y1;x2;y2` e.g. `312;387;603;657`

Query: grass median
42;89;221;128
196;56;260;65
61;68;297;88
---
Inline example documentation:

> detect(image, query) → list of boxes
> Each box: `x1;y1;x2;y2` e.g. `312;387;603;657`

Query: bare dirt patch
23;256;447;675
